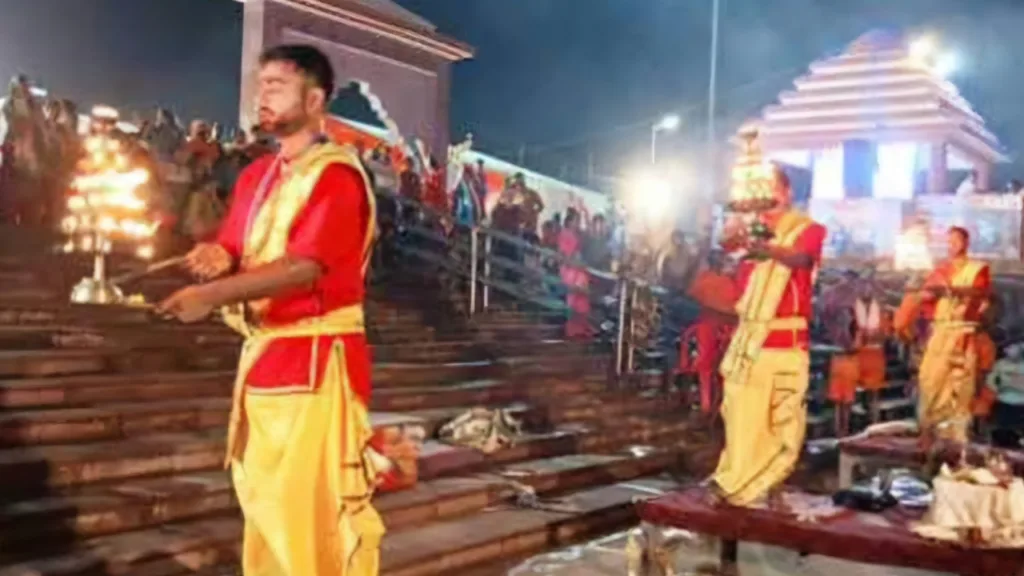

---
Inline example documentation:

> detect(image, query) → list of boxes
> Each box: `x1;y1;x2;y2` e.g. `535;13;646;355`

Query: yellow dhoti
226;306;384;576
917;322;978;443
713;320;809;506
711;211;817;507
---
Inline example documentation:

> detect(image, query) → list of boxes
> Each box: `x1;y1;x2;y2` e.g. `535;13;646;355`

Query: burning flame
73;168;149;192
63;130;155;261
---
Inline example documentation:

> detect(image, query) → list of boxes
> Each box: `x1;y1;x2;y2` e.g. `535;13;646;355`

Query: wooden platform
838;435;1024;488
636;485;1024;576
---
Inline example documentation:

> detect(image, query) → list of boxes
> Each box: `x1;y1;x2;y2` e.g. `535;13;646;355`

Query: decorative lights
65;106;155;304
725;127;779;246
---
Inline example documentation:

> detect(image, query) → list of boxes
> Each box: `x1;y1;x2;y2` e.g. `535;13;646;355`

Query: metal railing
372;189;691;377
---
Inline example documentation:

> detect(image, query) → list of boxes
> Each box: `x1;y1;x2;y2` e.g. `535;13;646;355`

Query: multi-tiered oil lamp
63;106;155;304
726;126;779;246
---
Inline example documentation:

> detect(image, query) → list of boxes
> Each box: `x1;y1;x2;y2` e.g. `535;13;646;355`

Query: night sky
2;0;1024;183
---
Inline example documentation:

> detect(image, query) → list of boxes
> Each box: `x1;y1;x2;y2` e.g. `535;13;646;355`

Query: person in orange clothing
702;168;826;509
913;226;991;445
157;45;383;576
827;288;890;436
677;251;738;417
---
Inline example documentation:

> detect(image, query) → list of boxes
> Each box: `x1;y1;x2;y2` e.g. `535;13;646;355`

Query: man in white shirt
982;344;1024;448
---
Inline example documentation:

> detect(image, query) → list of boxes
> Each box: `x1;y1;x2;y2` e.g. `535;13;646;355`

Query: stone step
373;376;607;413
0;450;680;554
0;347;601;382
0;314;437;345
850;396;916;419
0;301;437;336
0;371;237;410
372;354;607;388
381;479;677;576
0;391;566;448
0;416;693;502
0;479;676;576
0;346;239;378
0;325;238;351
528;391;684;429
0;368;611;414
0;397;233;448
0;368;605;412
0;326;575;366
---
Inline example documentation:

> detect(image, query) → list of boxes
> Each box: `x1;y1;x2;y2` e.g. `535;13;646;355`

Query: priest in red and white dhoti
158;45;382;575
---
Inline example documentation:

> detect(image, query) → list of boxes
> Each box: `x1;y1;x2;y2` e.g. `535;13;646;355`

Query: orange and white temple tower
752;29;1006;200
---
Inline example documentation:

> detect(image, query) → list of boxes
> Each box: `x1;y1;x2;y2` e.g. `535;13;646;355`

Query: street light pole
650;114;681;165
706;0;720;201
650;125;658;165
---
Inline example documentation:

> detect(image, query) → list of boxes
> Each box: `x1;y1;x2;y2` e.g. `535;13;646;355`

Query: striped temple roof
749;30;1007;164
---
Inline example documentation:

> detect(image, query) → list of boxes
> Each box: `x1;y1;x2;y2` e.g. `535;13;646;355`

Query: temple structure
235;0;473;155
738;29;1019;262
753;29;1006;200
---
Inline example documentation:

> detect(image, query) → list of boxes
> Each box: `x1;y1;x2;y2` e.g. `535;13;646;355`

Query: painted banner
914;195;1022;261
809;198;905;259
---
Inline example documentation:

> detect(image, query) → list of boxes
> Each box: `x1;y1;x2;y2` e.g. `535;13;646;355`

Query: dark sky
2;0;1023;182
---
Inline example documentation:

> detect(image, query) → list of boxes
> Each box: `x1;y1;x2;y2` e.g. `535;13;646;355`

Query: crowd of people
0;73;710;352
0;74;279;245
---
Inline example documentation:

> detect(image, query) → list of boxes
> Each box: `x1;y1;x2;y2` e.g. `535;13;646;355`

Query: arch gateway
235;0;473;155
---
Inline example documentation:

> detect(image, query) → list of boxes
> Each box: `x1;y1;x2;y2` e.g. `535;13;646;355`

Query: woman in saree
559;208;592;340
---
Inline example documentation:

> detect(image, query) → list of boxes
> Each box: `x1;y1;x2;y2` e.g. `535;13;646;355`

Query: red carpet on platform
637;486;1024;576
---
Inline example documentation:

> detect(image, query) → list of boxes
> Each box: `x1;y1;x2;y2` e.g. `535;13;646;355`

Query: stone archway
237;0;472;156
331;80;404;144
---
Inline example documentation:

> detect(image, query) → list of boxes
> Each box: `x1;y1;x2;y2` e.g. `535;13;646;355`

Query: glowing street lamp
651;114;681;164
908;35;960;78
934;52;960;78
909;36;936;62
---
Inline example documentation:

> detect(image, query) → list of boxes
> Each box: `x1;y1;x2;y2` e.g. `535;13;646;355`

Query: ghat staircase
0;221;939;575
0;239;712;576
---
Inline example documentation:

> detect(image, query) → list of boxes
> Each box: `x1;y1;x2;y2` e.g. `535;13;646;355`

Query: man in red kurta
705;170;826;508
158;45;382;575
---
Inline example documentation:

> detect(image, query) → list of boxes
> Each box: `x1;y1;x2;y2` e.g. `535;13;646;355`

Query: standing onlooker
397;156;422;225
490;188;523;284
473;159;490;220
515;173;544;244
979;344;1024;448
142;108;185;163
559;207;591;340
658;231;697;291
422;156;448;215
582;214;613;271
0;75;46;224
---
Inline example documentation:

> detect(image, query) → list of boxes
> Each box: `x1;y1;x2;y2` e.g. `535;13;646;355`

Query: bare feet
702;480;727;507
766;489;791;513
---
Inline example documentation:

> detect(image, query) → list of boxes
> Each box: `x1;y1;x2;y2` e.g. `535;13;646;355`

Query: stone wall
238;0;458;156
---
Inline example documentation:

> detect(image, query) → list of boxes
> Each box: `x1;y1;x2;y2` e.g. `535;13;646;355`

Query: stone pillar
976;161;992;192
928;142;948;195
432;64;453;162
238;0;269;132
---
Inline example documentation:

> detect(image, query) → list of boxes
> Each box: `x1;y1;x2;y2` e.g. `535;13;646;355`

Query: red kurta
733;222;826;349
921;260;991;321
216;154;373;403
